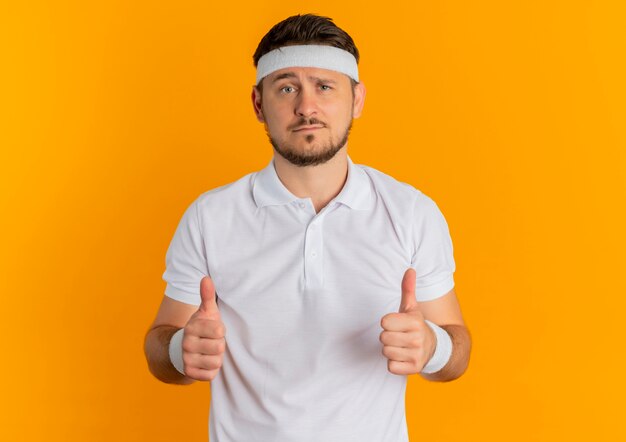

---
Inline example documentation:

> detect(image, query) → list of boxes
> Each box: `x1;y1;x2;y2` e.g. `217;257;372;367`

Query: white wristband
421;320;453;374
168;328;186;375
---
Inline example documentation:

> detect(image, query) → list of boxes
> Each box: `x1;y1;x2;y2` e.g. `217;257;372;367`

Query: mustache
290;118;326;130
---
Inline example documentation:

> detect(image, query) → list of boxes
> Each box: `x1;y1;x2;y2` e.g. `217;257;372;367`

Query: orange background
1;1;625;441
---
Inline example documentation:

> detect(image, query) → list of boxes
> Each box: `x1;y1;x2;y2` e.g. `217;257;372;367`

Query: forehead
266;66;350;85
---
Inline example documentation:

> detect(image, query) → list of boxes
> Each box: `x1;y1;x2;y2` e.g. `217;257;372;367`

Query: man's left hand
379;268;437;375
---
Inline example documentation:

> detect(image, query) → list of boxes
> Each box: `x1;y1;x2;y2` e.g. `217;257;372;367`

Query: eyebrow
271;72;338;84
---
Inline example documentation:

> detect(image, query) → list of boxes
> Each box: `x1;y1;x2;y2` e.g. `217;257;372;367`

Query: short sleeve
410;194;456;301
161;198;208;306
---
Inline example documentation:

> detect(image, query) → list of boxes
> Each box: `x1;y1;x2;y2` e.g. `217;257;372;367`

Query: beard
266;117;353;167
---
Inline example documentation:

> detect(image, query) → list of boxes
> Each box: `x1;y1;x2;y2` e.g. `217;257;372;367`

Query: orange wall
1;1;625;441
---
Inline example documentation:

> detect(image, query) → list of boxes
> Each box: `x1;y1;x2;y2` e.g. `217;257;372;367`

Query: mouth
293;125;324;132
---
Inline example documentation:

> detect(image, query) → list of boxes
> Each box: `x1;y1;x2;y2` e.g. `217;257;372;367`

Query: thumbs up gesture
379;268;437;375
181;276;226;381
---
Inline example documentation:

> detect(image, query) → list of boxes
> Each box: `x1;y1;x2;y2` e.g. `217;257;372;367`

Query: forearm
144;325;195;385
420;324;472;382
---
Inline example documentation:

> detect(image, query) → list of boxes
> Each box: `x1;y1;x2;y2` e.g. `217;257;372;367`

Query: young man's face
252;66;365;167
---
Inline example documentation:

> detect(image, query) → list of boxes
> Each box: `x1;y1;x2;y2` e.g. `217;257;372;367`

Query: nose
294;85;318;117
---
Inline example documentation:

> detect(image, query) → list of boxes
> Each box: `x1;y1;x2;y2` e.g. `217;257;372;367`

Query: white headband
255;44;359;86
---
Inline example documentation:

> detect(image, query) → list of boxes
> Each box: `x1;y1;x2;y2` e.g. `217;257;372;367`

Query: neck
273;148;349;214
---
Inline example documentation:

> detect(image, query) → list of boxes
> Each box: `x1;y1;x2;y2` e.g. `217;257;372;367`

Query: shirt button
299;203;305;209
311;251;317;257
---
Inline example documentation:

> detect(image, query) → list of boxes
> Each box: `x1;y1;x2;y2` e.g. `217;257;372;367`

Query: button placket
304;214;326;289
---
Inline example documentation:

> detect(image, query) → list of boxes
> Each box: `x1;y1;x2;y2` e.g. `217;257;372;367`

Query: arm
143;295;199;385
417;288;472;382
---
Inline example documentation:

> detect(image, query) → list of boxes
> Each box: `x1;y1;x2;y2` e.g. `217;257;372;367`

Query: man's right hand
181;276;226;381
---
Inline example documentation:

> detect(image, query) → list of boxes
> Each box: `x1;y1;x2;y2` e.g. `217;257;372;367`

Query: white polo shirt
162;154;456;442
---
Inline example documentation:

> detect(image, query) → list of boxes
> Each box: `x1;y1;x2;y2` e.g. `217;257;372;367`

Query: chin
272;143;345;168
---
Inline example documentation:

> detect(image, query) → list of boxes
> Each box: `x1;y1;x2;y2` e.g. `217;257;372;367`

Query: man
144;13;472;441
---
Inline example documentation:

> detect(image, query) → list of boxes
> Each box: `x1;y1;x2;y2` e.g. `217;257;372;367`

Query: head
251;14;366;167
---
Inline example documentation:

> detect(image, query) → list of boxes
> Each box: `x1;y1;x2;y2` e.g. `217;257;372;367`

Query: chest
206;205;412;322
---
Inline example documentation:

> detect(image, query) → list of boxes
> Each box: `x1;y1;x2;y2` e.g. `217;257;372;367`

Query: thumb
198;275;220;320
399;268;418;313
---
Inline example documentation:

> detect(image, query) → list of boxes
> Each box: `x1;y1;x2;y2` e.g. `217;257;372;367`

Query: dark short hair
253;13;360;94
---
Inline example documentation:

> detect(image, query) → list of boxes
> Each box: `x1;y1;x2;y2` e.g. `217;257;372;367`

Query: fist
181;276;226;381
379;268;437;375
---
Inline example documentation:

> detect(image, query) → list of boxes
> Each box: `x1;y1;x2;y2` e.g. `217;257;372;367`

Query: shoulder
170;171;257;234
357;162;438;214
193;171;256;212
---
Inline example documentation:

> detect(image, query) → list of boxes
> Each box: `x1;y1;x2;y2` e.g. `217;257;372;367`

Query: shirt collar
252;154;373;211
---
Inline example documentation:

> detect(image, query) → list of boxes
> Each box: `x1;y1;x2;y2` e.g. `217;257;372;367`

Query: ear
251;85;265;123
352;82;366;119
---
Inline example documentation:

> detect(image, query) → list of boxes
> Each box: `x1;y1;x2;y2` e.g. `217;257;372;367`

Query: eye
320;85;332;91
280;86;295;93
